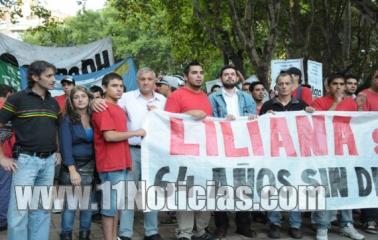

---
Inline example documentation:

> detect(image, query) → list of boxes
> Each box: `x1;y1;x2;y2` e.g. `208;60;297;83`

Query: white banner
0;33;114;75
307;60;323;97
270;58;303;90
19;57;138;95
141;110;378;211
205;79;222;93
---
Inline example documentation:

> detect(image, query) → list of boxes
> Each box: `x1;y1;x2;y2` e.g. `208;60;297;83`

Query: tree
22;6;174;73
17;0;378;86
278;0;378;80
109;0;224;78
351;0;378;33
1;0;51;23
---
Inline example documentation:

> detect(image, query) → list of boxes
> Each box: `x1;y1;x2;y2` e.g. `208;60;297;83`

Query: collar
134;89;163;101
25;87;52;98
222;87;238;97
272;96;299;105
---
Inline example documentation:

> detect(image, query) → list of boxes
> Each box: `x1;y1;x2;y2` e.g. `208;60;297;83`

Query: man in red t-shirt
356;69;378;111
55;76;75;112
92;73;145;240
356;69;378;234
310;74;357;111
286;67;313;105
310;74;364;240
345;74;359;99
165;61;213;240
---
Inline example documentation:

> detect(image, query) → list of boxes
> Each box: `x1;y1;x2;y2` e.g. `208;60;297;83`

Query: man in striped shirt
0;61;61;240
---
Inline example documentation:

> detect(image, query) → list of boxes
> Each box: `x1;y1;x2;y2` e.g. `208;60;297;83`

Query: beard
222;82;238;89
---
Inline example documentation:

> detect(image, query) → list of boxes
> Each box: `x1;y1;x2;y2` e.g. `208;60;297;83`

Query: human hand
0;156;17;172
225;114;236;121
185;110;207;120
305;106;315;113
92;98;108;112
69;168;81;186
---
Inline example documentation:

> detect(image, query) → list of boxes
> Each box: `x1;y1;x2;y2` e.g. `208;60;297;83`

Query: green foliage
21;0;224;80
18;0;378;84
0;0;23;22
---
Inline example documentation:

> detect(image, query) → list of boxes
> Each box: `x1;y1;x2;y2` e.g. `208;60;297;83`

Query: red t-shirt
310;95;357;111
256;106;262;115
92;102;132;172
55;94;66;112
292;86;313;105
165;86;212;115
0;100;15;158
360;89;378;111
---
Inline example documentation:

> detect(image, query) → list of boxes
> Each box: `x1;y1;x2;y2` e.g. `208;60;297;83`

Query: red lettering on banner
204;120;219;156
246;121;265;156
333;116;358;155
296;115;328;156
220;121;249;157
270;117;297;157
170;118;199;156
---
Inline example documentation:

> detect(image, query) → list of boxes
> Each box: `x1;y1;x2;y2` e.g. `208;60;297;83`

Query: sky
45;0;106;16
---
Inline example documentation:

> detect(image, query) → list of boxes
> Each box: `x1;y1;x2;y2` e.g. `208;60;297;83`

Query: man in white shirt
208;65;256;238
119;68;166;240
93;68;166;240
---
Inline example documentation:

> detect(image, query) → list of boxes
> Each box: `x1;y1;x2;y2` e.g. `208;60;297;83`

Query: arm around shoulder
103;129;146;142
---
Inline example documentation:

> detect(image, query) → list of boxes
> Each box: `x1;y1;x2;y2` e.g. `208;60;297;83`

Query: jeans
98;169;128;217
60;173;94;233
361;208;378;224
214;212;251;231
7;153;55;240
176;211;211;239
313;209;353;229
119;147;158;237
267;211;302;229
0;166;11;227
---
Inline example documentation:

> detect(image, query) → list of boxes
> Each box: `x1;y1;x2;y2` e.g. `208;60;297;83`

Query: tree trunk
229;51;245;77
255;64;270;90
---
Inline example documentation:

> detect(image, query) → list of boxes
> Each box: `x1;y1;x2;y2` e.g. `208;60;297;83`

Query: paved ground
0;211;376;239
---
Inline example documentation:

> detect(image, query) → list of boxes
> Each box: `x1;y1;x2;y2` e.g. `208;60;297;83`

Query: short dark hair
89;85;104;96
183;61;202;76
285;67;302;83
27;60;56;88
249;81;265;92
276;72;293;84
210;84;221;92
326;73;345;86
102;72;123;87
345;74;358;81
219;65;238;78
0;84;15;97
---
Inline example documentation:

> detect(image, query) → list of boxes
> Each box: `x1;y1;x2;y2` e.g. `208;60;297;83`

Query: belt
130;145;141;149
20;150;55;158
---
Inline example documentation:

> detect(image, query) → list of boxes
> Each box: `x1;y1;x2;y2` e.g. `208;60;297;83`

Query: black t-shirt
0;88;60;152
259;97;308;115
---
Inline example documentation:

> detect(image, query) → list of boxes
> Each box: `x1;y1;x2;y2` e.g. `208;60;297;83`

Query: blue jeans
98;169;128;217
119;147;158;237
61;174;93;233
313;210;353;229
267;211;302;229
7;153;55;240
0;166;11;227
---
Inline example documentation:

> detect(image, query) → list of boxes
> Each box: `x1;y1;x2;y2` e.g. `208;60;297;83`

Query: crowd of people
0;60;377;240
